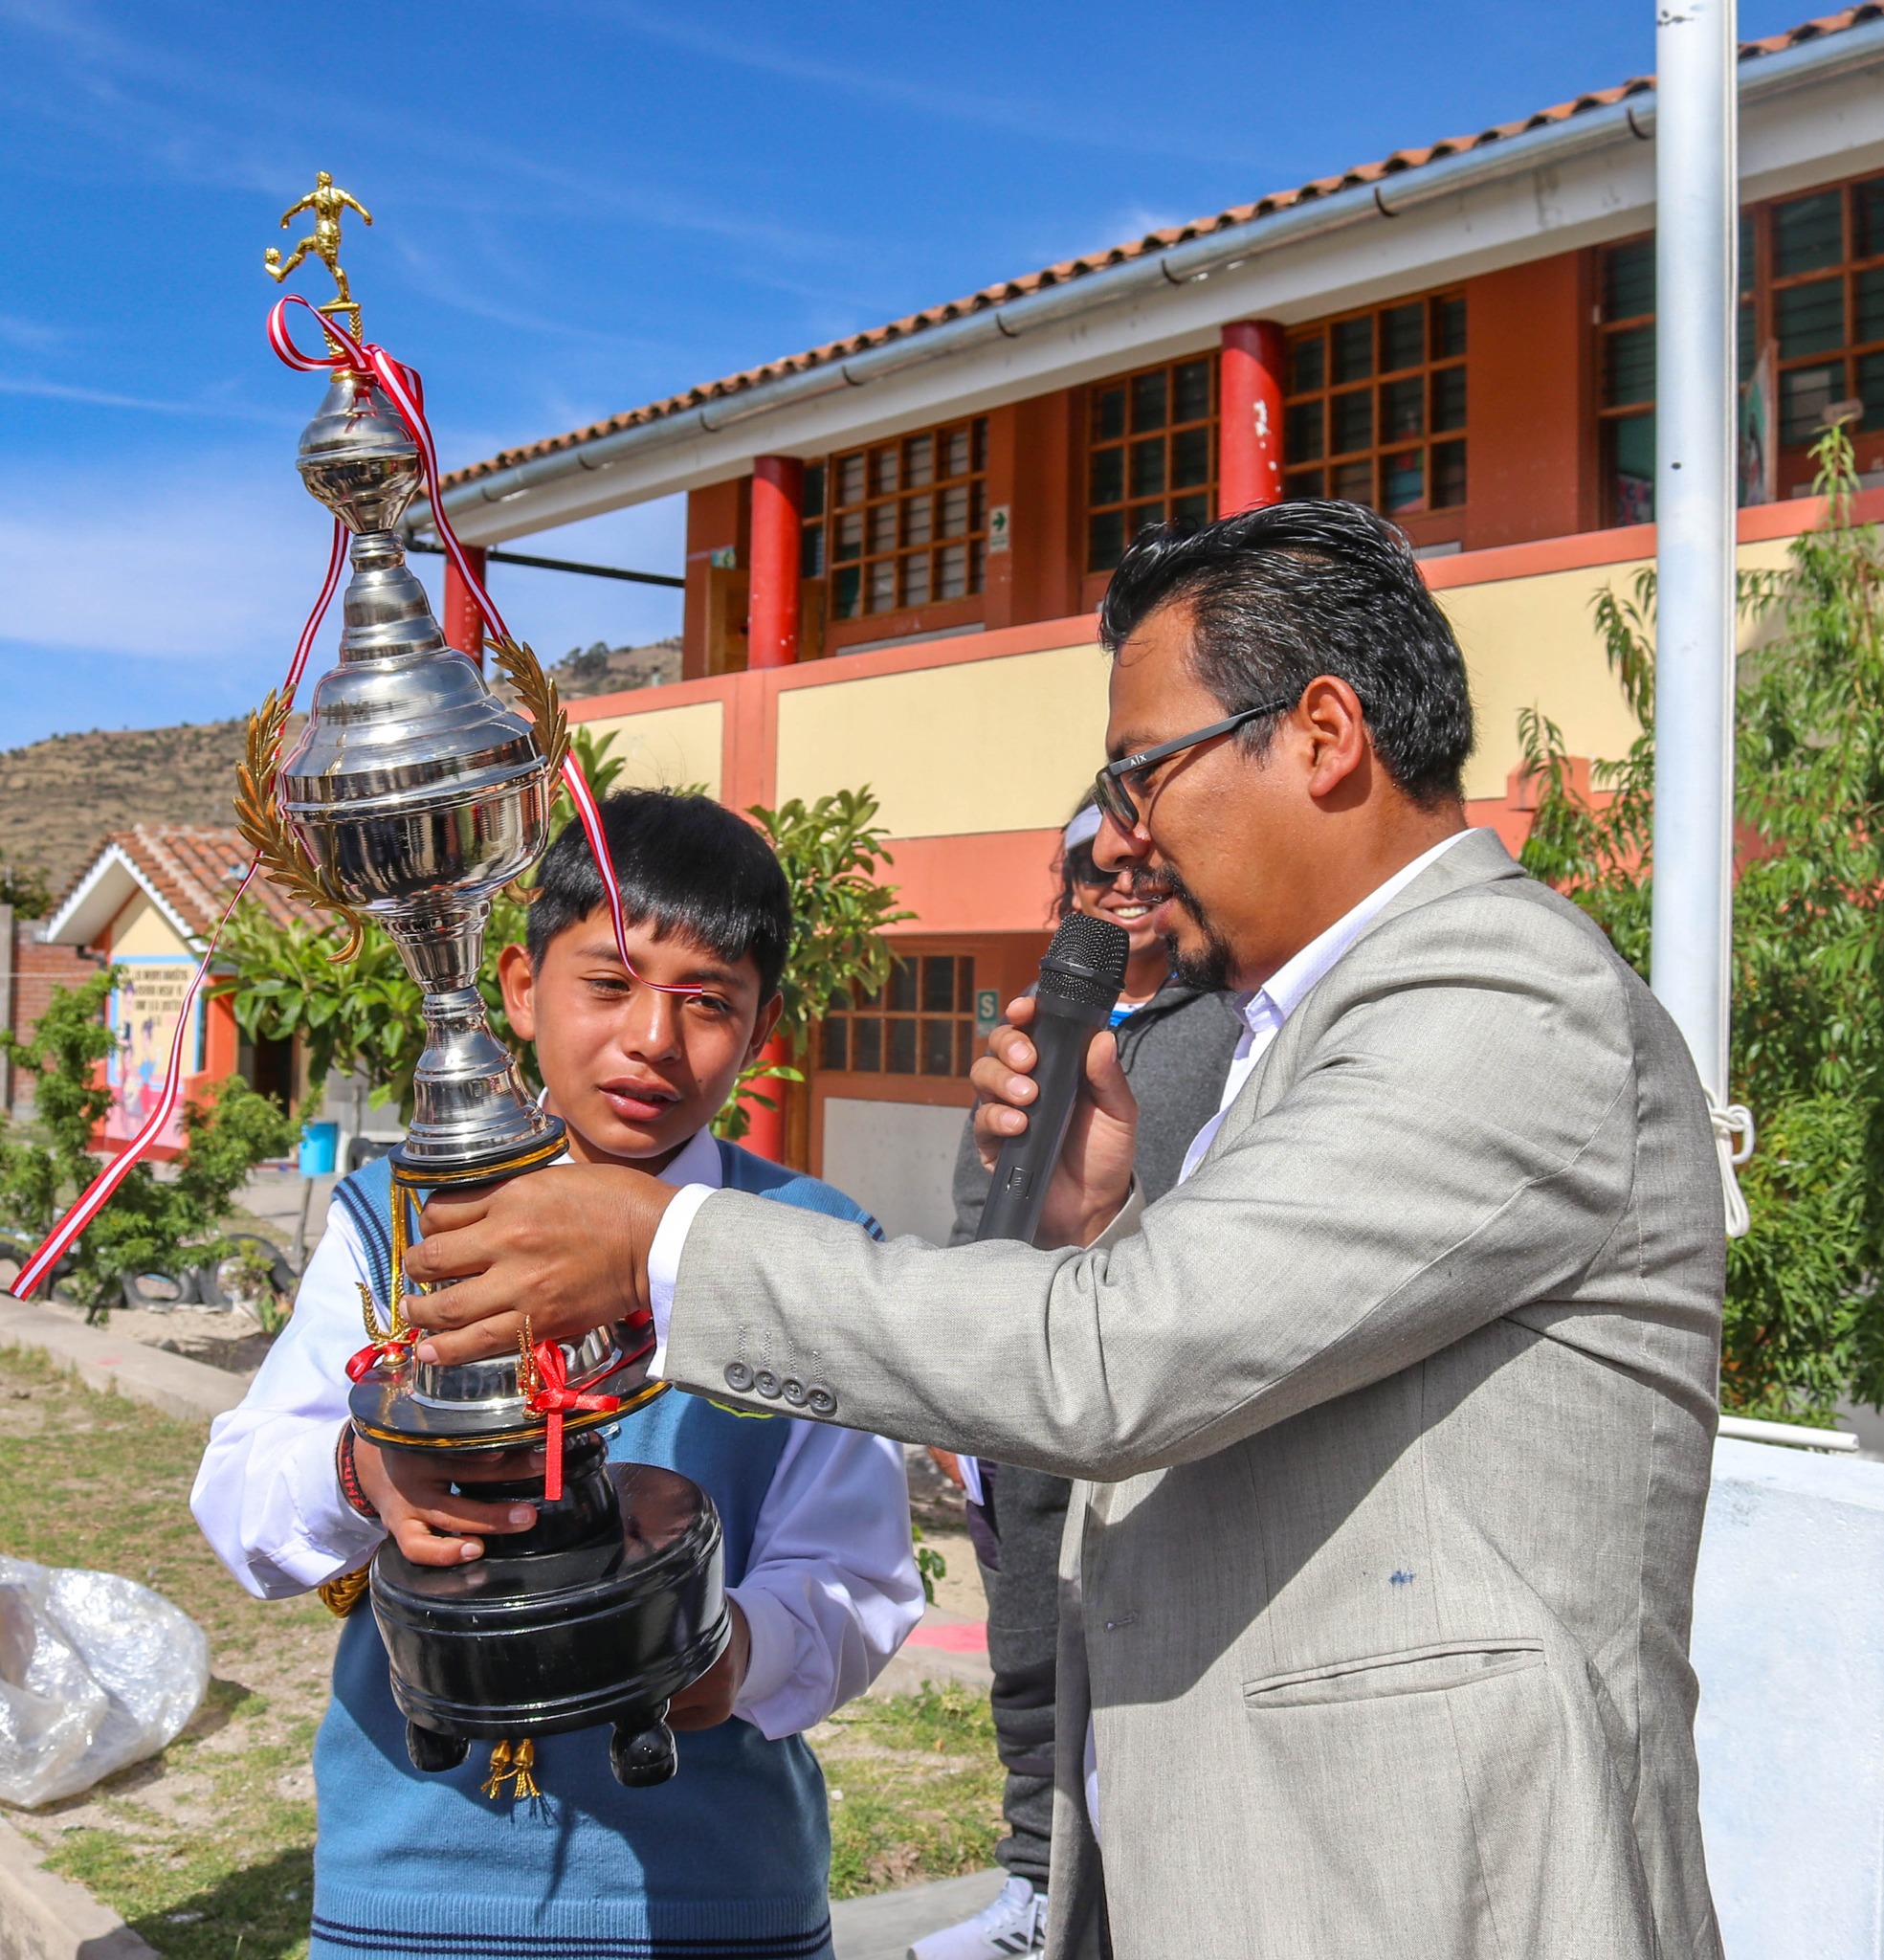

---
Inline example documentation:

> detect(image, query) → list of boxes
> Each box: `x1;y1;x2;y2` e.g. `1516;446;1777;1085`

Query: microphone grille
1036;913;1131;1013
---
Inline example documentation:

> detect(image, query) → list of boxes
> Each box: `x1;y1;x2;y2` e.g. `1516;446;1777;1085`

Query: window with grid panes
1767;177;1884;457
804;422;987;625
1594;229;1756;524
1085;357;1216;572
1594;235;1668;527
1594;177;1884;524
817;953;978;1079
1281;294;1468;516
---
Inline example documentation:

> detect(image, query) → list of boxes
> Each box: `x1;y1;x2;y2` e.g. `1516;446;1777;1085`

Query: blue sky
0;0;1809;751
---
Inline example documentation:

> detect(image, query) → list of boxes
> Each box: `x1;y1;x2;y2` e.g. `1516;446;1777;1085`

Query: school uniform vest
307;1143;877;1960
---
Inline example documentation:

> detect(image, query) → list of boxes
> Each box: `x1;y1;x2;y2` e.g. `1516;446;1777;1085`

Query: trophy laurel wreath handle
234;690;366;963
491;635;568;779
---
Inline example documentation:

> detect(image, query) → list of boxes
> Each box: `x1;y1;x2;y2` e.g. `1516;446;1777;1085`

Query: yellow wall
1443;538;1794;802
108;890;193;960
776;643;1111;838
581;700;724;800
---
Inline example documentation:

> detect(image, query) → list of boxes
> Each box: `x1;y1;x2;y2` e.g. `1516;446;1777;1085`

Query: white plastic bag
0;1554;209;1808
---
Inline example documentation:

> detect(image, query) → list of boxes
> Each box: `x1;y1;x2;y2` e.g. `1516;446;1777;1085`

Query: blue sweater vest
309;1143;879;1960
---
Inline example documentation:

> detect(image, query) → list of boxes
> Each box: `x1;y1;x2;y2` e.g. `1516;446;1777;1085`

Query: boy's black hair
526;790;792;999
1097;499;1474;807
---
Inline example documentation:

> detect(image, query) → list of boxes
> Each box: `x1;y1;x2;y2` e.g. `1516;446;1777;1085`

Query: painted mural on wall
106;960;199;1148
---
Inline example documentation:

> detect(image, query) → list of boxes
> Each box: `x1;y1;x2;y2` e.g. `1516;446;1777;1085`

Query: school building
25;827;312;1150
401;10;1884;1234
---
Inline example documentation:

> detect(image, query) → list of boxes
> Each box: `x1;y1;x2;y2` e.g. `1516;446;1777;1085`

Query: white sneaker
908;1875;1047;1958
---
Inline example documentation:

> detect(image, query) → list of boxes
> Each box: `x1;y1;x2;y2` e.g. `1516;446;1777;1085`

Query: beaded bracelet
335;1424;381;1522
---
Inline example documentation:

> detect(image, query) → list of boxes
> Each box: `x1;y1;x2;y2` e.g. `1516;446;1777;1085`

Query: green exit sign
975;989;1001;1035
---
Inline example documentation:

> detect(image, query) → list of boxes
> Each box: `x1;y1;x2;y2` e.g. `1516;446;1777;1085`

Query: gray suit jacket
664;829;1724;1960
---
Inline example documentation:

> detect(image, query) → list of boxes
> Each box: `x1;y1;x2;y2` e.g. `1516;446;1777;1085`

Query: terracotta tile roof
96;826;316;939
441;6;1882;492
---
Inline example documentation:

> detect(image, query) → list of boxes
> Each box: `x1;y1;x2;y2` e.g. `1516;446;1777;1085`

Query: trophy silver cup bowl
243;361;726;1787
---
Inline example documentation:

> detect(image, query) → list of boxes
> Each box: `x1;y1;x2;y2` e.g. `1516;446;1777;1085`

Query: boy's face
498;909;783;1171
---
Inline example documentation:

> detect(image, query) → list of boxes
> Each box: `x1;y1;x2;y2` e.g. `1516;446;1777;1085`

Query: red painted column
740;1033;789;1162
444;545;487;670
747;457;804;670
1219;321;1288;515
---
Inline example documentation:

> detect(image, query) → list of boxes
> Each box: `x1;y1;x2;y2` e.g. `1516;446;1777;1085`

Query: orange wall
681;477;748;680
1463;254;1592;551
987;390;1082;631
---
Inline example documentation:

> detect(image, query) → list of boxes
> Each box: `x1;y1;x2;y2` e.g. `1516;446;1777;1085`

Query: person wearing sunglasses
403;501;1725;1960
918;796;1242;1960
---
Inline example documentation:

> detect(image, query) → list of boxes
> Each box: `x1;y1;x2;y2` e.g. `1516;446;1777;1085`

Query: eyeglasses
1093;697;1297;832
1065;848;1118;890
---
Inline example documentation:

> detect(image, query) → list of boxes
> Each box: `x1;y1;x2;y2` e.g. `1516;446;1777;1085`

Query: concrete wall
774;641;1109;840
580;698;724;801
1694;1439;1884;1957
819;1097;966;1242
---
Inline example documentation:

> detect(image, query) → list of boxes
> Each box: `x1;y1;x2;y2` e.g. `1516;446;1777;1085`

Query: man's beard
1135;866;1235;991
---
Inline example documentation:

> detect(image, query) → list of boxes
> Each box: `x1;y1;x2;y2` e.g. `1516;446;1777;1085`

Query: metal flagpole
1651;0;1753;1234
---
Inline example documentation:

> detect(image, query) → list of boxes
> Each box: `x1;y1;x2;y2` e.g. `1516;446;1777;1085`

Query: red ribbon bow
345;1329;417;1383
524;1339;621;1501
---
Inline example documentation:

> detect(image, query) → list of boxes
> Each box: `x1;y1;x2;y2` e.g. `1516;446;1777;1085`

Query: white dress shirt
1176;827;1472;1182
190;1125;924;1741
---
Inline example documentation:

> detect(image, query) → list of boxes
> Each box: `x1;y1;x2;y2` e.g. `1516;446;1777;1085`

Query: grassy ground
0;1348;1000;1955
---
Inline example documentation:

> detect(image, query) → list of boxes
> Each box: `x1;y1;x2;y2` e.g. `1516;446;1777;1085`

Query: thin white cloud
0;313;59;351
0;457;323;662
0;373;293;421
587;1;1258;167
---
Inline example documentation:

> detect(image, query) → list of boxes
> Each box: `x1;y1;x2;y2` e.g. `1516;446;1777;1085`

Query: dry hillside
0;638;684;900
0;720;251;896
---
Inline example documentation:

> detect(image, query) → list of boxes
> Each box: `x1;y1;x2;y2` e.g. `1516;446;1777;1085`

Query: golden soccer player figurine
264;170;372;344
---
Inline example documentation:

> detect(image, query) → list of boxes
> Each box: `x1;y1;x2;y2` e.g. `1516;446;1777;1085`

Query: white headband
1063;806;1102;851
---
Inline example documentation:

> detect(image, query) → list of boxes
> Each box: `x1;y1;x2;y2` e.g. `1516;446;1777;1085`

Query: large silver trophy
241;179;728;1792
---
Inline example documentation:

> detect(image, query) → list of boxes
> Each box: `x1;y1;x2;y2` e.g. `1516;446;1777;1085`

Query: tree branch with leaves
1520;427;1884;1417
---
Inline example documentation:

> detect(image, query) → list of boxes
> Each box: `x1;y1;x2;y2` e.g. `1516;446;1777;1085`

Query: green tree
1520;428;1884;1418
716;789;915;1141
0;970;298;1318
0;861;53;920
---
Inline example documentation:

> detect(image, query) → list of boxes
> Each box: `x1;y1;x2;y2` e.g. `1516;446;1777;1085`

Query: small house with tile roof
397;8;1884;1235
37;826;316;1154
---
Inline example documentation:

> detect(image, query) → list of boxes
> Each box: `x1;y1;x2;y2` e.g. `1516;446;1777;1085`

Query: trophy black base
369;1446;728;1787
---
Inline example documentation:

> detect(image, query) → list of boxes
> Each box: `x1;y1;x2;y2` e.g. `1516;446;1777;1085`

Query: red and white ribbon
11;301;690;1303
269;296;694;999
523;1337;623;1502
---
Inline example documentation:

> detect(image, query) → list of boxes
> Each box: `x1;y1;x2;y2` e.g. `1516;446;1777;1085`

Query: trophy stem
395;984;561;1176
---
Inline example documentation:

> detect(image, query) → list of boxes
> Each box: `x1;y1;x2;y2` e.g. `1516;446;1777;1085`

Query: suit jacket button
806;1383;837;1417
723;1361;754;1392
781;1376;808;1407
753;1368;782;1399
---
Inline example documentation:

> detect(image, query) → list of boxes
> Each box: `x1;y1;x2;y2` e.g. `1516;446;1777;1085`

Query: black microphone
976;913;1131;1245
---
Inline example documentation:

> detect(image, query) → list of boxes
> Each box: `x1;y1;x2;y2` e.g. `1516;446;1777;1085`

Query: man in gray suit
408;501;1725;1960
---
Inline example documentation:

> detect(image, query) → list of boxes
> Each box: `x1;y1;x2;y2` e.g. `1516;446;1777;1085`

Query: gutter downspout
412;16;1884;535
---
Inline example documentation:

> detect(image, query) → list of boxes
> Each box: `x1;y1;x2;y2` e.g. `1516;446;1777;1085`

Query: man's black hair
525;790;792;999
1097;500;1474;805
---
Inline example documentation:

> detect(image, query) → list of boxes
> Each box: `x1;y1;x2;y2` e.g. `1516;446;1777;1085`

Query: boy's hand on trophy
353;1435;543;1566
665;1600;751;1730
404;1163;676;1365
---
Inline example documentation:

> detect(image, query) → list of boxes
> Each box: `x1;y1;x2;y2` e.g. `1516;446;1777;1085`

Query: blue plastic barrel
299;1121;339;1176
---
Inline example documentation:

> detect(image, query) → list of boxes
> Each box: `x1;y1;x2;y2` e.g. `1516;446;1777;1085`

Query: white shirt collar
1239;828;1471;1037
543;1098;725;1192
658;1124;724;1192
